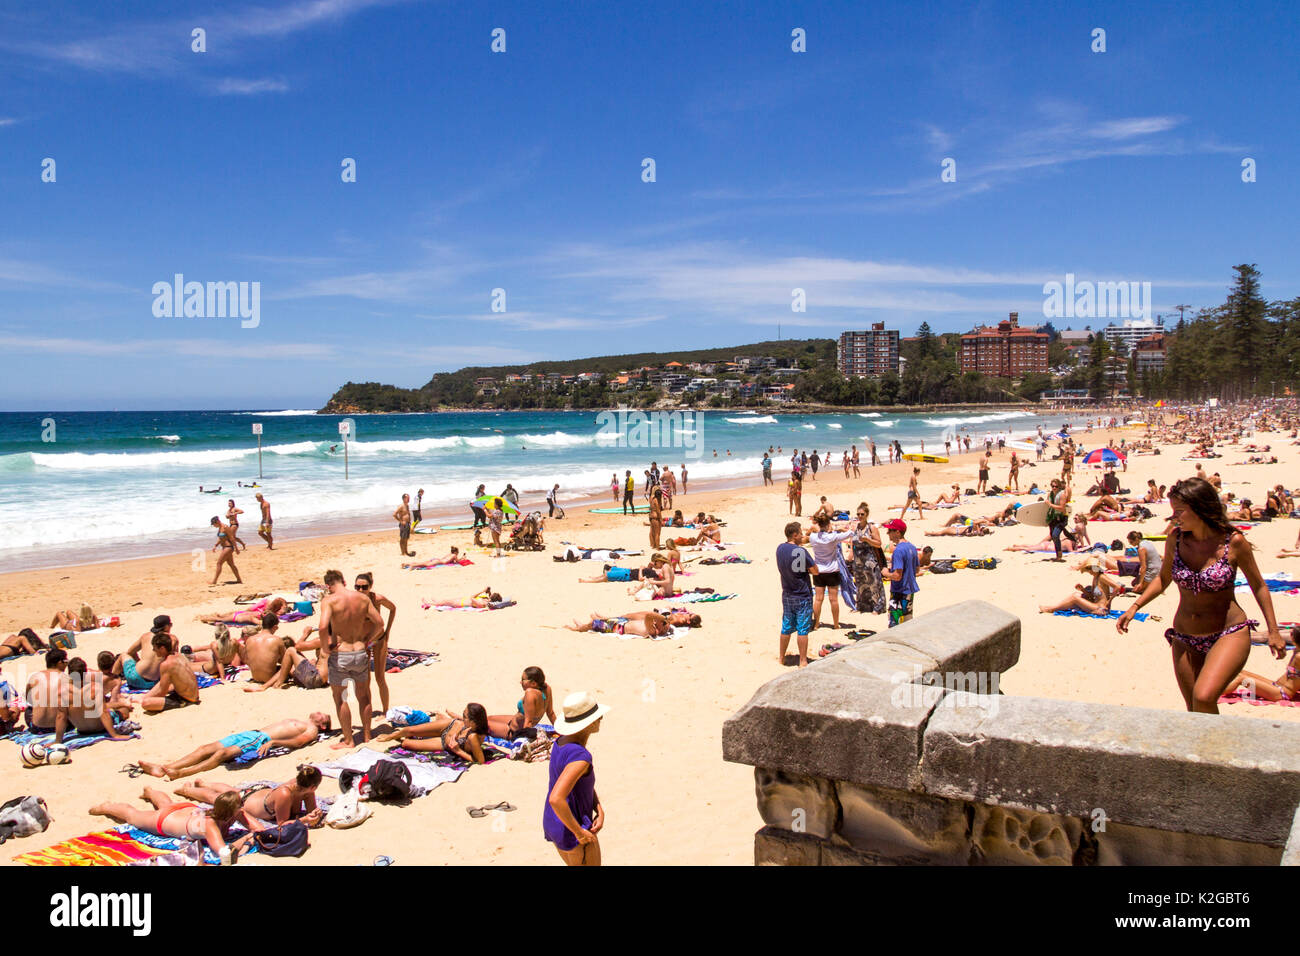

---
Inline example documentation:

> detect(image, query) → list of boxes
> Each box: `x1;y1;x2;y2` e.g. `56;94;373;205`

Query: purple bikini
1165;528;1256;653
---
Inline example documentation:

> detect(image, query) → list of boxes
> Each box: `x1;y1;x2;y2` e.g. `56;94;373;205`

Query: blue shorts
780;595;814;636
219;731;271;757
122;658;157;691
607;567;633;582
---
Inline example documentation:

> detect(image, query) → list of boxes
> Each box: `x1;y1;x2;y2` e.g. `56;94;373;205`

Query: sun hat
553;691;610;735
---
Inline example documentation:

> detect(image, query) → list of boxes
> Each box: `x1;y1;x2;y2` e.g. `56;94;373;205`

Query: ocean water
0;408;1082;571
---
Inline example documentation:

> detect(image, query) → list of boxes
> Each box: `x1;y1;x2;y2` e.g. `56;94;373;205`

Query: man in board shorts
319;569;384;749
255;493;274;549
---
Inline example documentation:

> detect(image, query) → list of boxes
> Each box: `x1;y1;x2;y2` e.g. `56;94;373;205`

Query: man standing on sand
136;713;331;781
977;452;991;494
762;453;773;486
661;467;676;507
881;519;919;628
679;463;688;495
413;488;424;529
776;521;816;668
319;569;384;750
851;445;860;477
394;494;414;557
255;493;274;549
870;439;879;467
622;470;635;515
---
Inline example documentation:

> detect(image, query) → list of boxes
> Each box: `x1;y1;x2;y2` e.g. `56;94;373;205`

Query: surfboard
439;523;476;531
1015;500;1052;527
412;526;439;534
589;507;650;515
902;453;948;463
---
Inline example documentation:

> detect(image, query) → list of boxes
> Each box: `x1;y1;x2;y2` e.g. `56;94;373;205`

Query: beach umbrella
1083;448;1124;465
473;495;518;514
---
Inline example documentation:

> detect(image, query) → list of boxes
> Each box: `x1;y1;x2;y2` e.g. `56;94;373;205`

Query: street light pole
339;420;351;480
252;423;263;479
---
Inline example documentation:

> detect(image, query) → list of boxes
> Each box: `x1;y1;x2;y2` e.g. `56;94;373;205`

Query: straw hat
553;691;610;735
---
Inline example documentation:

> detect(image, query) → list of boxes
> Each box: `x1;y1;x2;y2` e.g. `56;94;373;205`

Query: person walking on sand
610;473;619;502
901;467;925;521
1008;452;1020;493
1047;477;1076;562
679;464;688;495
255;493;273;549
210;516;242;586
881;519;919;628
226;500;247;553
622;470;635;515
394;494;414;557
870;439;879;467
319;569;384;750
543;691;609;866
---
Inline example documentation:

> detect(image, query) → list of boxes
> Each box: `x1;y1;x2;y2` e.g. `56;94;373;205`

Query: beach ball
45;744;70;766
20;742;47;768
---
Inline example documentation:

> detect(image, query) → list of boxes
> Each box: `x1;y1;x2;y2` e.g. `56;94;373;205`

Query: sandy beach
4;422;1299;866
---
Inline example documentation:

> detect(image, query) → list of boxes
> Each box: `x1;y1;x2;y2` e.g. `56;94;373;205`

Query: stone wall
722;600;1300;865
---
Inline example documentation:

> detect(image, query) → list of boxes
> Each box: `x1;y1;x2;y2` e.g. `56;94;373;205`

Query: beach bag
964;488;976;497
929;560;956;574
365;759;413;802
0;795;51;844
255;820;310;857
325;790;371;829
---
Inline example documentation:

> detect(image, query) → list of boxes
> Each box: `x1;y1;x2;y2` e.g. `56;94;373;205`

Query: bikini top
1171;528;1234;593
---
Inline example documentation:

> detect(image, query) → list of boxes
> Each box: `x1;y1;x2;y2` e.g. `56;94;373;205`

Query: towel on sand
2;723;138;751
315;746;464;793
1051;608;1149;621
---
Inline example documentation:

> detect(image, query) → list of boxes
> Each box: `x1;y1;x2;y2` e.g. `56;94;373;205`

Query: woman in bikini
1224;628;1300;703
175;765;324;826
198;596;289;626
354;572;396;714
375;704;488;763
209;516;242;587
226;500;247;553
426;588;501;609
188;625;241;679
487;667;556;740
90;787;261;860
1117;476;1286;713
0;631;41;660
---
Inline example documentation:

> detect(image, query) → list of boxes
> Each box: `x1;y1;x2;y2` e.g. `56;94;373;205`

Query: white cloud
213;77;290;95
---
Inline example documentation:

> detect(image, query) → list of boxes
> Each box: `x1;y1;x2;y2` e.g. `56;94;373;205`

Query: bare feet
331;739;355;751
137;760;168;779
89;803;111;816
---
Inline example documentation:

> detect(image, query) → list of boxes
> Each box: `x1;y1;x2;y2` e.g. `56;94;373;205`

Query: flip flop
120;764;144;778
483;801;516;812
466;806;488;818
373;855;394;866
846;629;877;641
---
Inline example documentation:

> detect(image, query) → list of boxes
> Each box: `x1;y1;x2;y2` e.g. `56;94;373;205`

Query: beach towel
1219;690;1300;707
1051;608;1149;622
14;828;171;866
2;722;138;751
403;558;474;569
383;648;438;672
836;550;859;613
653;591;736;604
315;746;463;794
119;825;259;865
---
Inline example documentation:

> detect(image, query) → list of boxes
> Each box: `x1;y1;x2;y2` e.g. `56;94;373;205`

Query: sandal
120;763;144;778
466;806;488;818
482;801;516;812
846;629;876;641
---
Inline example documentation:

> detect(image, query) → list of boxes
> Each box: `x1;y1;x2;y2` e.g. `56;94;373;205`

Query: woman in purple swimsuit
1117;477;1286;713
543;691;608;866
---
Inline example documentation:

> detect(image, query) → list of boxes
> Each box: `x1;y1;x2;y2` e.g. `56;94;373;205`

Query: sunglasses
354;583;370;591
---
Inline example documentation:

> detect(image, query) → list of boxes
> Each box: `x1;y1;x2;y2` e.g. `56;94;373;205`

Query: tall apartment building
959;312;1049;378
1102;319;1164;355
837;323;900;377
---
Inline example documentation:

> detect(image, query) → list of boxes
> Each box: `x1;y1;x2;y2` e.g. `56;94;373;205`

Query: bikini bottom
1164;619;1257;654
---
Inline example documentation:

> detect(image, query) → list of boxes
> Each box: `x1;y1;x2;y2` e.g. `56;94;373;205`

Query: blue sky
1;0;1296;409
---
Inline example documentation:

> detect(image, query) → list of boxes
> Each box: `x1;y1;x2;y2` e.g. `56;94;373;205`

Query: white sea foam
727;416;777;424
234;410;320;416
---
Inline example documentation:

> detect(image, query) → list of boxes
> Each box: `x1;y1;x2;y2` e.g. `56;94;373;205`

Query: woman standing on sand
226;500;247;552
543;691;608;866
850;502;887;615
1117;477;1286;713
210;516;242;586
610;474;618;501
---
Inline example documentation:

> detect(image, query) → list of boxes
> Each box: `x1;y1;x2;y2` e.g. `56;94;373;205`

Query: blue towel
118;824;258;864
1052;608;1149;621
836;549;858;613
2;725;137;751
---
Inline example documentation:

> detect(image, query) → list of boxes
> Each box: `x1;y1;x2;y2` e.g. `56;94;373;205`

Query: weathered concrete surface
723;671;939;791
754;768;838;840
859;600;1020;676
1281;804;1300;866
835;781;969;864
1096;821;1280;866
923;693;1300;846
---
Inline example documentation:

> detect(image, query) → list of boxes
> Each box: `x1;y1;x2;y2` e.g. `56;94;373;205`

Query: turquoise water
0;407;1075;571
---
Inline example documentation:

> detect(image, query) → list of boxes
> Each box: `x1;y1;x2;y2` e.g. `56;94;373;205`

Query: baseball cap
882;519;907;533
152;614;172;631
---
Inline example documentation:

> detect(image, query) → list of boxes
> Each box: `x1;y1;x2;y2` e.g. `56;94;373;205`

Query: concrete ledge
922;693;1300;846
860;600;1021;676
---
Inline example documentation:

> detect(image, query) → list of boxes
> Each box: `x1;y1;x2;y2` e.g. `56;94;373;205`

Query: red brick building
959;312;1049;378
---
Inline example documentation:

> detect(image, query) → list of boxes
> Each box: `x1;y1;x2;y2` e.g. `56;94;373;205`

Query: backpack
929;559;956;574
365;759;413;802
254;820;310;857
0;795;51;844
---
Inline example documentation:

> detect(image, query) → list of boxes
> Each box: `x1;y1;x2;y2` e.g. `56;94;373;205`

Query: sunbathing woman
50;605;97;633
1223;629;1300;702
187;625;242;679
1005;535;1080;554
487;667;557;740
934;485;963;506
375;704;489;763
175;765;325;827
90;787;261;862
1038;581;1115;615
925;523;992;537
1117;476;1286;714
403;547;462;569
579;563;659;584
426;587;502;609
0;631;41;661
199;596;288;626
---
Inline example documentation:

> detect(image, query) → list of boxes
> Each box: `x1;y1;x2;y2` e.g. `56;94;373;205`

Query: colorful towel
403;558;474;569
1051;608;1149;621
384;648;438;672
2;724;138;751
652;591;737;604
14;829;169;866
119;825;257;864
1219;690;1300;707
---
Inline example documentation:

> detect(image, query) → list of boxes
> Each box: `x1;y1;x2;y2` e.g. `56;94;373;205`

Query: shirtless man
114;616;176;691
140;633;201;714
394;494;414;557
61;658;131;742
240;613;288;684
319;569;384;749
136;713;331;781
242;642;327;693
175;765;325;827
255;493;274;549
565;610;677;636
24;648;70;735
977;453;991;495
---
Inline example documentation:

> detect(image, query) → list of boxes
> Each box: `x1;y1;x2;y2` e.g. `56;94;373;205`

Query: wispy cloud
0;334;339;361
212;77;289;95
0;117;17;127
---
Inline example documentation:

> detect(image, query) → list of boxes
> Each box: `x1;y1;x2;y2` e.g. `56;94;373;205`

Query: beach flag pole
339;420;350;480
252;423;263;479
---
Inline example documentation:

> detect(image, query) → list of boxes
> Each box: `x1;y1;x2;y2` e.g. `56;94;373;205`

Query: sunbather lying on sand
403;547;463;569
425;587;502;609
175;765;325;827
374;704;489;763
198;597;290;626
1224;631;1300;702
91;787;260;860
0;631;42;660
133;713;331;780
50;605;97;632
1038;583;1116;615
564;608;700;636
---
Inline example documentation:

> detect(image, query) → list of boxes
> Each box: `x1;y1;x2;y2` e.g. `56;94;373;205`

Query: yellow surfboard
902;453;949;463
